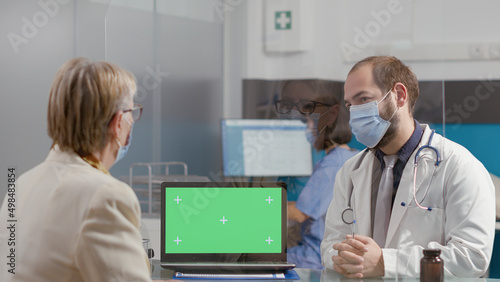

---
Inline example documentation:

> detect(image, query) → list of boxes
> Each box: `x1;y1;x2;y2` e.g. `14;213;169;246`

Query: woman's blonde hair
47;57;136;155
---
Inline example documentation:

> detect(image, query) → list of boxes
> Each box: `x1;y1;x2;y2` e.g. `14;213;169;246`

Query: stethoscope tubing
344;129;441;224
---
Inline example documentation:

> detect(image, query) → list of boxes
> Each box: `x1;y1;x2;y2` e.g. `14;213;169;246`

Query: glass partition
105;0;157;175
105;0;224;214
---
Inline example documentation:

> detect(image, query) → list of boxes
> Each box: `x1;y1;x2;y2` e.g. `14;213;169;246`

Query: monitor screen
221;119;313;177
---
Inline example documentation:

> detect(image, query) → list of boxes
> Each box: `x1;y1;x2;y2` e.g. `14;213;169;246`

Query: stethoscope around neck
342;129;442;228
401;129;441;211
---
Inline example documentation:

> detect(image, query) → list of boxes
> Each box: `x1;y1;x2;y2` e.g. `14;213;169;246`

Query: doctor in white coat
320;56;495;278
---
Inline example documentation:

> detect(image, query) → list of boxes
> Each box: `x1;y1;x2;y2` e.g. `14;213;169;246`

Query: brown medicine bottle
420;249;444;282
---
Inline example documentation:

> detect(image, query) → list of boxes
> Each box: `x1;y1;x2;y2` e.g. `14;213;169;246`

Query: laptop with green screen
160;182;295;272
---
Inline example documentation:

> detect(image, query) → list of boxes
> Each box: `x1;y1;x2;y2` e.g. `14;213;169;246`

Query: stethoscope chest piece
342;207;354;225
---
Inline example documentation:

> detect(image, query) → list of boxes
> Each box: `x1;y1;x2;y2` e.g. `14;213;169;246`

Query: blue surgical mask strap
306;106;332;144
311;106;332;133
380;89;398;122
379;89;392;104
114;116;133;164
117;117;133;144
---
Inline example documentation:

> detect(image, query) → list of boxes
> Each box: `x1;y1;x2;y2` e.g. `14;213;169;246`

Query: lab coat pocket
400;206;444;246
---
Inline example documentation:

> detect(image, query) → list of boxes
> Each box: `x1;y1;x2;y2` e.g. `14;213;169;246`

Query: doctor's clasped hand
332;235;383;278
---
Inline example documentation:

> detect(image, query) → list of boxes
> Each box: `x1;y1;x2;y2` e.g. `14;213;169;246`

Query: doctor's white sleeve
320;167;353;269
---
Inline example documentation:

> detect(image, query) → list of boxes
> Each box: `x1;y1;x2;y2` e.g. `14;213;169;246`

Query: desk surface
150;260;498;281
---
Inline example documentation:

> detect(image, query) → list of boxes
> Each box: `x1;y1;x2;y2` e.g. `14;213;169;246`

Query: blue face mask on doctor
349;89;397;148
115;116;133;164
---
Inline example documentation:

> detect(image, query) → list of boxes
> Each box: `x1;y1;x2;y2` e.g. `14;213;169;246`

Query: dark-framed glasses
274;100;333;115
123;104;143;121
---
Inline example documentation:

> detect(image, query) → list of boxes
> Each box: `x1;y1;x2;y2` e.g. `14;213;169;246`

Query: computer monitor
221;119;313;177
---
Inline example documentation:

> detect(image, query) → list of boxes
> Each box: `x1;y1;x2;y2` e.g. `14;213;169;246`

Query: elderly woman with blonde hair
0;58;151;281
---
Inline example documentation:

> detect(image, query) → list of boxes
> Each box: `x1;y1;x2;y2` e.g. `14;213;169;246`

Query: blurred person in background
276;80;358;269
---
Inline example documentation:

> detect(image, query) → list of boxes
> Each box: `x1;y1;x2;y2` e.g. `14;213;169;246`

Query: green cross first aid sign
265;1;311;52
275;11;292;30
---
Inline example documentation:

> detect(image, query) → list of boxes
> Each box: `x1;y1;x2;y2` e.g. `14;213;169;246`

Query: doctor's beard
374;98;400;149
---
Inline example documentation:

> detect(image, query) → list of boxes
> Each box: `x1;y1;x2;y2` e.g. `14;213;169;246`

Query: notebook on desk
160;181;295;273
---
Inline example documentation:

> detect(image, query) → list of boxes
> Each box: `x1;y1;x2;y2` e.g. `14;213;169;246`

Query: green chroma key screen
164;187;282;254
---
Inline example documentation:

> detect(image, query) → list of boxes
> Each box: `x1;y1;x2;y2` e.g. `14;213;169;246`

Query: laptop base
161;262;296;273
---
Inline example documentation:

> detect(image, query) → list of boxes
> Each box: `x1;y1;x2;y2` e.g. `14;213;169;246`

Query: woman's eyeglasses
274;100;332;115
123;104;143;121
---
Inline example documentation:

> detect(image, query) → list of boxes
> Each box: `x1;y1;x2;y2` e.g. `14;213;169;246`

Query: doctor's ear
393;82;408;108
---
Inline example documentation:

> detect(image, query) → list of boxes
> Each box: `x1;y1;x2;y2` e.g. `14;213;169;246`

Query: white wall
233;0;500;81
